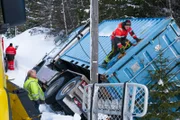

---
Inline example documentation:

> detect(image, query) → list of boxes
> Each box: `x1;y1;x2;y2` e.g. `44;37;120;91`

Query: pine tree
141;50;180;120
2;0;180;35
5;27;16;38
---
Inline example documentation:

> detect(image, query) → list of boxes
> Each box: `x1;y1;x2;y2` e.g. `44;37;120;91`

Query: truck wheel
45;72;76;104
45;77;66;104
55;76;81;115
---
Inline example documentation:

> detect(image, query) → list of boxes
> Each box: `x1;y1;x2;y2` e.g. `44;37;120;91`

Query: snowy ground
4;28;81;120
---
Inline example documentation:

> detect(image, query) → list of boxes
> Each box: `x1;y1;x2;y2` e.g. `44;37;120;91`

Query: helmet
124;20;131;26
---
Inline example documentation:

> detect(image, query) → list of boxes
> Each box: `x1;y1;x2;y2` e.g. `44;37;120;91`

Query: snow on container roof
60;17;176;74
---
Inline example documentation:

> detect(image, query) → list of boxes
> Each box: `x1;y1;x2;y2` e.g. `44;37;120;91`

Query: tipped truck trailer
35;17;180;118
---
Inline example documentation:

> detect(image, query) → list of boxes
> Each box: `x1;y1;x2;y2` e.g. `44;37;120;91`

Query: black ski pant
104;37;132;63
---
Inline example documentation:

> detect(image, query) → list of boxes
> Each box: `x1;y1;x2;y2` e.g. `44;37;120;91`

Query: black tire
45;72;76;104
45;77;66;104
56;76;81;101
55;76;81;115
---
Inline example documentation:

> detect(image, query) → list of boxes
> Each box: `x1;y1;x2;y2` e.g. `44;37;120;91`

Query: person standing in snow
102;20;142;66
5;43;16;70
23;69;45;111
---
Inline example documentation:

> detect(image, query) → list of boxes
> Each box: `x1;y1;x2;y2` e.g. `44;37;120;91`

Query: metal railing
83;83;148;120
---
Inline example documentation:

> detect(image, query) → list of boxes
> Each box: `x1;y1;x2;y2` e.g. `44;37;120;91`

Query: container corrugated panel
60;17;180;82
106;20;180;84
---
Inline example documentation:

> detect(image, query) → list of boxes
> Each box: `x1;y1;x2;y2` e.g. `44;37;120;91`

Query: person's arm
13;48;16;55
129;28;141;42
5;47;8;54
129;28;137;39
111;30;116;40
30;82;40;101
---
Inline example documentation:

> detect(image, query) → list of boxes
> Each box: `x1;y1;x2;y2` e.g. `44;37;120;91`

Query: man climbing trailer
102;20;142;67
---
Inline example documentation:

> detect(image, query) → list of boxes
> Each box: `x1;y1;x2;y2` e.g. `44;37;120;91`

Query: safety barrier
83;82;148;120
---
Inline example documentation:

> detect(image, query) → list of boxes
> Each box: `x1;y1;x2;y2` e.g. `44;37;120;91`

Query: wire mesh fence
83;82;148;120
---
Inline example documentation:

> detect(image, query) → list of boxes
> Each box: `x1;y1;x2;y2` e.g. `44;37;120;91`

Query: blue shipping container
60;17;180;85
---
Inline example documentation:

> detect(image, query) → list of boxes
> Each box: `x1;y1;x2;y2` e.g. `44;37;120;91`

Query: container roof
60;17;173;74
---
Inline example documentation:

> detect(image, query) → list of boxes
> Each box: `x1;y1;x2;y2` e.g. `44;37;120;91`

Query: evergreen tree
5;27;16;38
74;0;89;26
25;0;43;28
1;0;180;36
140;50;180;120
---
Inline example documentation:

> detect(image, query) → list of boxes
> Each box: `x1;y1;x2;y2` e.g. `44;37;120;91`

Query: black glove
135;38;142;43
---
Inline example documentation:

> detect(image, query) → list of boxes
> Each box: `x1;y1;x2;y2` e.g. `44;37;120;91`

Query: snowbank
4;28;81;120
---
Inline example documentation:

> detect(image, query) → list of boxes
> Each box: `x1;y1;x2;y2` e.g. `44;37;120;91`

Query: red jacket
111;23;137;40
5;46;16;55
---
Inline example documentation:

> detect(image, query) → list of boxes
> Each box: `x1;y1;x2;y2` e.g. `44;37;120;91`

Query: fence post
121;82;127;120
90;83;95;120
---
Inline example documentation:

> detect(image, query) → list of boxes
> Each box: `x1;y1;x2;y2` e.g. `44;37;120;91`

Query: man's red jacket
111;22;137;40
5;46;16;55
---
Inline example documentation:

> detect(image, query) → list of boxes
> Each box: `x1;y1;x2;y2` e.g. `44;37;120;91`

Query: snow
4;28;81;120
5;29;55;87
158;79;164;86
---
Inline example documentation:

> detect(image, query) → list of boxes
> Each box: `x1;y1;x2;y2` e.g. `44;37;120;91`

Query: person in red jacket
103;20;141;66
5;43;16;70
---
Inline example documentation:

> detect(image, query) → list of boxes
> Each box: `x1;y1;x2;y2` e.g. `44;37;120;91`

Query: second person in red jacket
5;43;16;70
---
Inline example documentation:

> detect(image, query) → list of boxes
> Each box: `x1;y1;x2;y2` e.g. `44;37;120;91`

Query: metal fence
82;82;148;120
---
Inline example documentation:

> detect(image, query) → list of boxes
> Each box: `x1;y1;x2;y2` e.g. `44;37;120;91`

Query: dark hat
9;43;13;46
124;20;131;26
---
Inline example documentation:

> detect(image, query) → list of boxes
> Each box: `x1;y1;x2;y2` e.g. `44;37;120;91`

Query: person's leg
33;100;40;112
6;54;11;70
8;61;14;70
119;38;132;54
104;48;114;63
112;38;119;57
104;38;119;63
124;39;132;50
9;61;12;70
7;61;11;69
11;60;15;70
